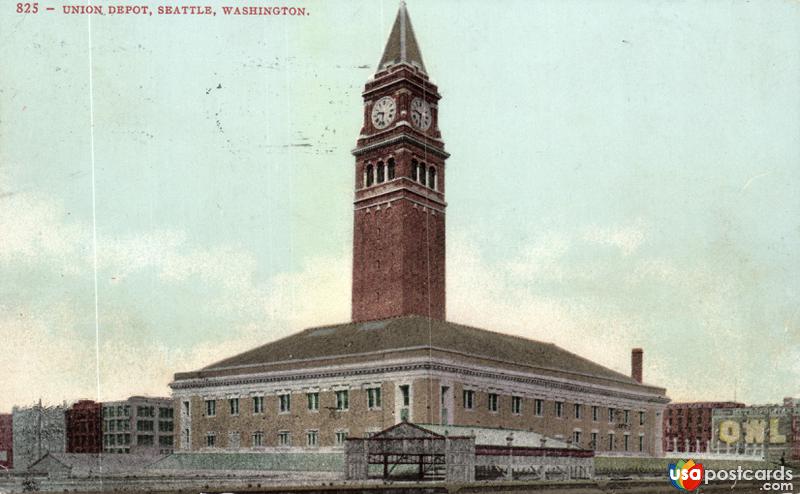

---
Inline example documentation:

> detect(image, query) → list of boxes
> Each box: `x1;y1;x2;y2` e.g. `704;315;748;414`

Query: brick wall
178;378;662;456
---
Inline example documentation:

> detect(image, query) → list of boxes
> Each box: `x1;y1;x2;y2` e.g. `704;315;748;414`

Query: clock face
410;97;432;130
371;96;396;130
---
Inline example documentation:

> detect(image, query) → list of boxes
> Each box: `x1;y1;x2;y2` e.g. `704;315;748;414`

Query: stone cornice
352;133;450;160
170;358;669;405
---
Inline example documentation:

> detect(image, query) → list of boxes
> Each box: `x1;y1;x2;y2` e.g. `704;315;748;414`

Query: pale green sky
1;0;798;410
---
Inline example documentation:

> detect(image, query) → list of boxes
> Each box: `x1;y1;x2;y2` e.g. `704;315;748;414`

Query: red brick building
350;15;447;323
0;413;12;470
663;401;743;453
172;2;670;457
65;400;102;454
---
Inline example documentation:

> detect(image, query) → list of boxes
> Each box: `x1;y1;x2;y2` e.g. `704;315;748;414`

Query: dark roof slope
378;1;426;73
198;316;646;388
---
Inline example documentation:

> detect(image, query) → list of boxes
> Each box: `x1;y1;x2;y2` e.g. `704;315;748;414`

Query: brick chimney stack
632;348;643;383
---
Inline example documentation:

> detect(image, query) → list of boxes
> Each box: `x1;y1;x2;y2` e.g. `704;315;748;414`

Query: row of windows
103;419;130;432
104;418;174;431
364;159;396;187
104;433;131;446
362;158;438;191
102;406;131;418
203;430;349;449
574;431;646;452
461;391;646;425
411;159;437;190
200;389;382;417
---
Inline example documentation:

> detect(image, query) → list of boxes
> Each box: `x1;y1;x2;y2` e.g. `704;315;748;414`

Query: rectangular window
624;409;630;424
463;390;475;410
159;435;173;447
592;406;598;421
367;388;382;410
229;398;239;416
306;430;318;448
639;411;646;426
206;434;215;448
228;431;241;449
136;420;154;432
206;399;216;417
624;434;630;451
335;431;348;445
158;421;173;432
572;431;581;446
639;435;645;452
534;399;543;417
253;396;264;414
400;385;410;407
608;434;614;450
252;432;263;447
590;432;598;450
307;392;319;411
511;396;522;415
608;407;615;423
137;435;154;446
488;393;498;412
278;431;290;446
159;407;173;419
279;394;291;413
335;390;349;411
182;401;190;416
574;404;582;419
555;401;564;418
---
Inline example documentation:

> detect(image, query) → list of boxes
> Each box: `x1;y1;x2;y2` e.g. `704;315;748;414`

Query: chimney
631;348;643;383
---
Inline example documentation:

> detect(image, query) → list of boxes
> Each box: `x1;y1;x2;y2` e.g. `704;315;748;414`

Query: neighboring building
102;397;174;455
170;2;670;458
65;400;102;454
12;401;67;470
662;401;744;454
0;413;12;470
711;400;800;461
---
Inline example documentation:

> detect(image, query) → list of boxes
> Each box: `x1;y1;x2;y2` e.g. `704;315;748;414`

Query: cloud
582;221;647;255
0;181;89;270
1;177;797;409
0;172;351;410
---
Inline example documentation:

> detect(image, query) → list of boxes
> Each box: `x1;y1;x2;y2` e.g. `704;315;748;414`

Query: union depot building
170;3;669;457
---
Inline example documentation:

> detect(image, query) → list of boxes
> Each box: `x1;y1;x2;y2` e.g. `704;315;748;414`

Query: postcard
1;0;798;492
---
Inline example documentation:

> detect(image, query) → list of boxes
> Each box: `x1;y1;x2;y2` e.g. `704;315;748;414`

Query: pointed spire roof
378;1;426;73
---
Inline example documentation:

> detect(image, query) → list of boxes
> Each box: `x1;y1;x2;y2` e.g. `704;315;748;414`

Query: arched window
411;159;419;181
387;158;396;180
366;164;374;187
428;166;437;190
419;162;427;186
377;161;385;183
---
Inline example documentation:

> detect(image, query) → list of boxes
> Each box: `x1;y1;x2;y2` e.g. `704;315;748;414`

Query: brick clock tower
351;2;449;323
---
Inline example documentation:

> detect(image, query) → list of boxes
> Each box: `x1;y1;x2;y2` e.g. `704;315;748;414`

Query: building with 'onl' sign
711;398;800;462
169;2;670;458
